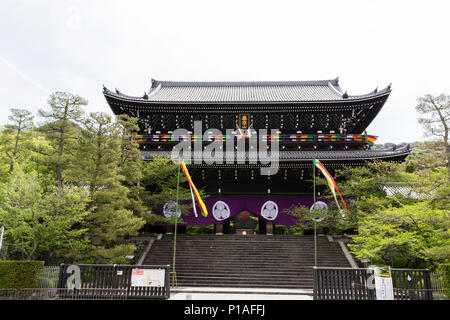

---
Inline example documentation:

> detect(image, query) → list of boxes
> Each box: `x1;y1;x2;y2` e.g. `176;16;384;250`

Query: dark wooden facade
103;78;410;196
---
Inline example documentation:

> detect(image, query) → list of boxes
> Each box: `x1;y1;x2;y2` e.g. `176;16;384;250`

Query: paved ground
169;287;314;300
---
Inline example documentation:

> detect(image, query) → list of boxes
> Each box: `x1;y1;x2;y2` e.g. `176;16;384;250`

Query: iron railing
38;266;60;288
0;288;127;300
313;267;447;300
57;264;170;299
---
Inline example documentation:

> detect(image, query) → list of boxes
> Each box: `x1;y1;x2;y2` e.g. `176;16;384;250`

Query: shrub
0;260;44;289
186;225;214;234
392;256;409;268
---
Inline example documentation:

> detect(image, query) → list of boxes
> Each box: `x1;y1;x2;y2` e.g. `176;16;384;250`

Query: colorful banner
313;159;350;217
132;133;374;144
366;135;378;146
180;161;208;217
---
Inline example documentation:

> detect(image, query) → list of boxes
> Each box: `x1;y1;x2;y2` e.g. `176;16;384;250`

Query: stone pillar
215;223;223;235
266;222;273;235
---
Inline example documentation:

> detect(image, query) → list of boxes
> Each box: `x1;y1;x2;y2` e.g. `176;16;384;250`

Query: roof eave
103;87;391;105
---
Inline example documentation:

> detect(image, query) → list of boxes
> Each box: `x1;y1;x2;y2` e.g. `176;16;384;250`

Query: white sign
131;268;165;287
373;266;394;300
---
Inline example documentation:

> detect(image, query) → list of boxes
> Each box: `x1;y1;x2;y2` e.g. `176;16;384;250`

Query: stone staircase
143;234;351;289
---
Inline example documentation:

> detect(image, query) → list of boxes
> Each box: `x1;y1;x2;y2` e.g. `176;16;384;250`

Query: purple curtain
155;196;334;226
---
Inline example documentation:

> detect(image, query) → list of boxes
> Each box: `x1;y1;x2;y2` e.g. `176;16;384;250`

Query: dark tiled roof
141;147;410;163
103;78;391;103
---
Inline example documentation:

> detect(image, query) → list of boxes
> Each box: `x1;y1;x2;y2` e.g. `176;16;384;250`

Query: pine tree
76;112;145;263
37;92;87;189
4;108;34;173
116;114;145;218
416;94;450;167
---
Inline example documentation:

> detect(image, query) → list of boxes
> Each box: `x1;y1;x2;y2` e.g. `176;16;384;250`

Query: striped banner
180;161;208;217
313;159;350;217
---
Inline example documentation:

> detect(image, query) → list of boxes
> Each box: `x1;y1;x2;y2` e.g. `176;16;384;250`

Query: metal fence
0;288;127;300
314;267;448;300
38;266;60;288
57;264;171;299
430;271;448;300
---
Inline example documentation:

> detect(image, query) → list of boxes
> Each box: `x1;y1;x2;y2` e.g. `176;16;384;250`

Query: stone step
143;234;351;289
145;257;348;262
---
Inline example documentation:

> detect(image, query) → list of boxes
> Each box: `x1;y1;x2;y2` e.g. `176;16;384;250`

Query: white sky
0;0;449;143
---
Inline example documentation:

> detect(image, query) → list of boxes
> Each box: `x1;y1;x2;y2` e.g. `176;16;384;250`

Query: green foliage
73;112;145;263
116;114;146;218
1;98;147;265
186;225;214;234
0;260;44;289
283;142;449;270
348;203;449;268
407;141;447;169
0;168;89;259
141;157;194;224
3;108;34;174
392;256;409;268
77;243;137;265
273;225;307;235
0;167;91;262
37;92;87;189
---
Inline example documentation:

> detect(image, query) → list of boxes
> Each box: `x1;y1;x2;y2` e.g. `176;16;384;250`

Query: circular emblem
261;201;278;221
163;201;181;218
309;201;328;222
212;201;231;221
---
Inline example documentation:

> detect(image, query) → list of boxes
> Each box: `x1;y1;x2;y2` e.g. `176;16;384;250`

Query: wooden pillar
258;218;266;234
215;223;223;235
166;225;174;234
266;222;273;235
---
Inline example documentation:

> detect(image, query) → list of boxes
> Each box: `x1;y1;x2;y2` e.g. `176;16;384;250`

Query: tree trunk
9;122;22;173
57;103;69;189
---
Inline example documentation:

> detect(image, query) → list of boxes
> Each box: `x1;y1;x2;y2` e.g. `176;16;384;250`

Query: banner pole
172;158;181;287
313;163;316;203
0;226;4;254
313;163;317;267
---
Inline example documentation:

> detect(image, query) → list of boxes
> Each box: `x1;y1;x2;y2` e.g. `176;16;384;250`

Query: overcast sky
0;0;449;143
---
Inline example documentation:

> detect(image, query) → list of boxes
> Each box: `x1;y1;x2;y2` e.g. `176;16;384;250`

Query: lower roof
140;146;410;164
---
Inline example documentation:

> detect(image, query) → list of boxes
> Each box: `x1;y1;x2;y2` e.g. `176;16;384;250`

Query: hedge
0;260;45;289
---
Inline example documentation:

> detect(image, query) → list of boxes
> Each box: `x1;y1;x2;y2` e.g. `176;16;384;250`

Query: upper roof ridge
151;78;340;88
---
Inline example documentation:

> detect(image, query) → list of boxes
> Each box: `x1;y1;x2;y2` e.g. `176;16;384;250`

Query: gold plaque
239;114;250;130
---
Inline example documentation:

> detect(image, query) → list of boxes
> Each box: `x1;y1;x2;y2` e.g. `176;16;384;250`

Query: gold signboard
239;114;250;130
